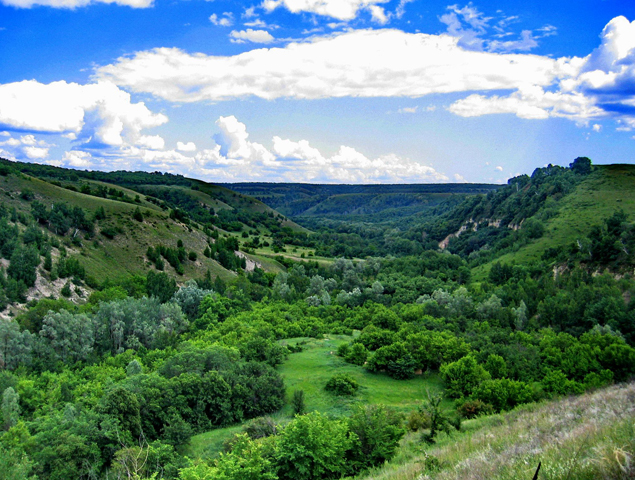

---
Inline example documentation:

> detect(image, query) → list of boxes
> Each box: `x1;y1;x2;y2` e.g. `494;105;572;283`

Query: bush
132;207;143;222
244;416;278;440
345;343;368;366
347;405;404;471
325;373;359;396
440;355;491;398
472;378;536;412
406;410;430;431
100;227;119;239
60;282;72;298
337;342;350;357
275;412;351;480
456;399;494;419
291;389;305;416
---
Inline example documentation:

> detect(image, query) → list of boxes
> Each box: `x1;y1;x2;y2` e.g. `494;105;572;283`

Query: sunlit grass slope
1;174;236;281
476;164;635;276
360;381;635;480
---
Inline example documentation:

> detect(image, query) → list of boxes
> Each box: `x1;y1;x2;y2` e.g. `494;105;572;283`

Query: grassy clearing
185;335;444;461
278;335;445;417
360;381;635;480
182;424;244;460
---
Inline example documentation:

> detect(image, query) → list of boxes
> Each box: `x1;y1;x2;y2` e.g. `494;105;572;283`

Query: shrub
440;355;491;398
132;207;143;222
472;378;536;412
60;282;72;298
406;410;430;431
275;412;351;480
456;399;494;419
337;342;350;357
291;389;305;416
244;416;278;439
345;343;368;366
325;373;359;396
347;405;405;471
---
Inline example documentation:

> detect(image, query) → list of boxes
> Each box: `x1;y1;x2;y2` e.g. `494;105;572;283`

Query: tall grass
361;382;635;480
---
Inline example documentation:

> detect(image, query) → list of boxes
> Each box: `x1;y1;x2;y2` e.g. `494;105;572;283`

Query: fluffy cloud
209;12;234;27
213;116;278;166
0;80;167;149
136;134;165;150
230;29;275;44
368;5;387;24
0;133;52;160
63;150;93;167
96;29;562;102
170;116;447;183
261;0;389;21
448;86;603;120
1;0;152;8
448;16;635;125
39;115;446;183
272;138;447;183
177;141;197;152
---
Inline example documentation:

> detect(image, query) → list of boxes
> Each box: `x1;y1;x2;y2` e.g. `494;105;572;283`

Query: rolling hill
0;158;307;314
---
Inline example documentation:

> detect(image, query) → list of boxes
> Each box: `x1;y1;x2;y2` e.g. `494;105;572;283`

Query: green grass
278;336;444;417
182;424;244;460
0;174;260;282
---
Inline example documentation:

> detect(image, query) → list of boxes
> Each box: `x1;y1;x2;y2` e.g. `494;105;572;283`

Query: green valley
0;156;634;480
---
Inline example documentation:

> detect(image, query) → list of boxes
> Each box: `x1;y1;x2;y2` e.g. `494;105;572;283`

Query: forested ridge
0;156;634;479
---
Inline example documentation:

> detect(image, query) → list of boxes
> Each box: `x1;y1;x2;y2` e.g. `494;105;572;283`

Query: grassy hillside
0;173;235;283
360;381;635;480
474;164;635;276
0;159;311;315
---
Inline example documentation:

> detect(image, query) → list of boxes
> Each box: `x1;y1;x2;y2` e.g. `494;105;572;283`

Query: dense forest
0;156;634;479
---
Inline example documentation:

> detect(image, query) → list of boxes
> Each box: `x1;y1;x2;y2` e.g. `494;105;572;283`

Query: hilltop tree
570;156;592;175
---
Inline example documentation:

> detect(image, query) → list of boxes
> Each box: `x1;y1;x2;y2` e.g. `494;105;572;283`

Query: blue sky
1;0;634;184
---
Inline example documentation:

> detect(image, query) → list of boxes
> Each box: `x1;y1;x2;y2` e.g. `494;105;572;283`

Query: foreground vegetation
362;381;635;480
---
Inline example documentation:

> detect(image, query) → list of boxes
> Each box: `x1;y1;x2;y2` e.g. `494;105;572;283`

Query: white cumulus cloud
63;150;93;167
209;12;234;27
262;0;389;21
177;141;197;152
448;16;635;125
0;133;53;160
0;80;167;149
96;29;562;102
51;115;447;184
230;29;275;43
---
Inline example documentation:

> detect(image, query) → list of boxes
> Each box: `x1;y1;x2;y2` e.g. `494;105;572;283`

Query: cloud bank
96;29;562;102
93;15;635;127
0;80;167;148
0;114;447;184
